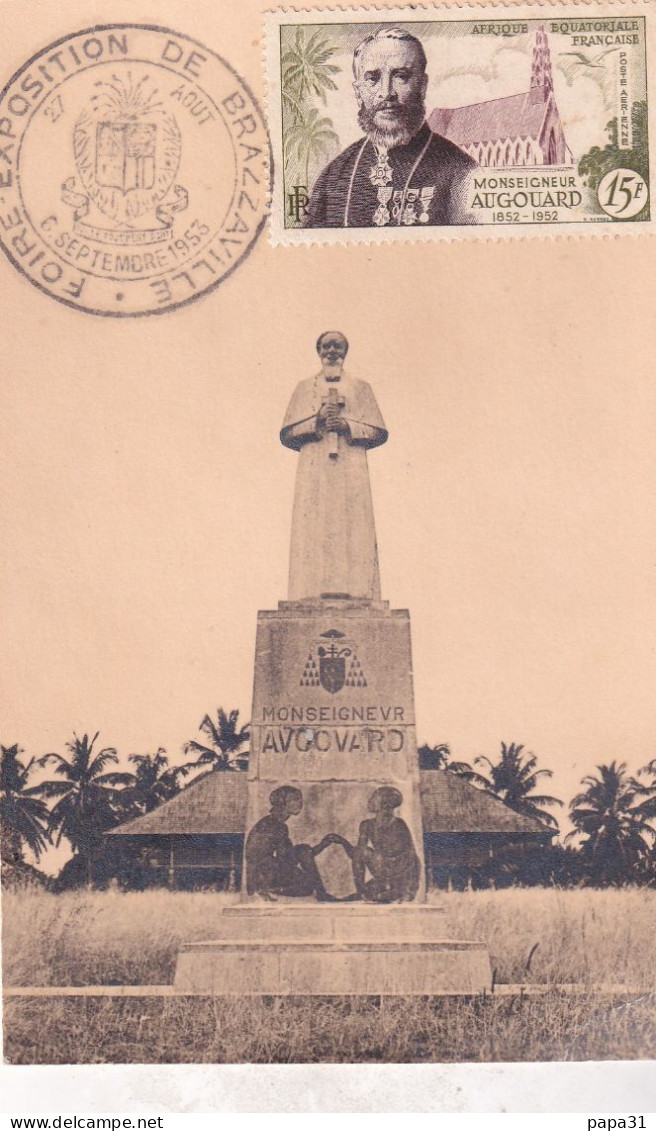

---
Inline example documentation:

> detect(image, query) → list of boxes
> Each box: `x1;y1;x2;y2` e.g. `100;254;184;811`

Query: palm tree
35;732;133;884
183;708;250;774
418;743;451;770
281;28;341;192
417;742;480;777
120;749;181;816
282;28;340;117
633;758;656;819
0;743;50;865
634;759;656;882
568;761;655;885
462;741;562;830
284;108;340;189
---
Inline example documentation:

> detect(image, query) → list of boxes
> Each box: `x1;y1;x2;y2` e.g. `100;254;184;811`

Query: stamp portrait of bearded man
303;26;477;229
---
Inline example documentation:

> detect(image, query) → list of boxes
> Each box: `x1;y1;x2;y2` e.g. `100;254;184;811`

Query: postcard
1;0;654;1115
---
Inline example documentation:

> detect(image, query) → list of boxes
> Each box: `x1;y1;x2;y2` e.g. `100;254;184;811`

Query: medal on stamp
266;4;653;243
0;25;271;315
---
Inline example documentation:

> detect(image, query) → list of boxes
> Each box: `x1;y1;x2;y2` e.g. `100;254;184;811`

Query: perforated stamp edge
264;1;656;246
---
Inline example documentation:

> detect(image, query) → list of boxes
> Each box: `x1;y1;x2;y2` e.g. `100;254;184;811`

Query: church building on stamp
429;27;573;168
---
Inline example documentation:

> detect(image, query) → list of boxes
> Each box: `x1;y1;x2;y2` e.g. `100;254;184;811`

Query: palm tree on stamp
281;28;340;198
282;28;340;113
285;108;340;192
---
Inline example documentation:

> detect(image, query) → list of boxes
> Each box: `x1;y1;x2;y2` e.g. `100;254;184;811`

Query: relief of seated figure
337;786;420;903
245;785;340;902
245;783;420;904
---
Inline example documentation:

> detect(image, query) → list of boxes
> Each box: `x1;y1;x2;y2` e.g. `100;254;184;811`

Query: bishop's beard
357;92;426;150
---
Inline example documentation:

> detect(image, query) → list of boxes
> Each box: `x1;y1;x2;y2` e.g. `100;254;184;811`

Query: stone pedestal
172;595;493;994
173;601;493;994
246;597;424;899
172;350;492;995
174;904;492;995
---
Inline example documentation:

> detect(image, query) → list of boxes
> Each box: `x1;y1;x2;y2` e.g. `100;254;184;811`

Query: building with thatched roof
109;769;553;890
420;771;554;887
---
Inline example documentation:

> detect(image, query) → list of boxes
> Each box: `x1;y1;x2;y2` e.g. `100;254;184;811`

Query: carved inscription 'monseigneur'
261;705;406;722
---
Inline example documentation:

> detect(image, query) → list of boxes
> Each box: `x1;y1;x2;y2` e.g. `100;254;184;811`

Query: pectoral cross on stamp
321;386;346;460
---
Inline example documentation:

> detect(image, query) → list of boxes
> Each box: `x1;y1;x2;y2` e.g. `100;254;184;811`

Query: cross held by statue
321;386;346;460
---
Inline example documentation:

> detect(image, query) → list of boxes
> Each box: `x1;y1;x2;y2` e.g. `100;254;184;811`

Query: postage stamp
265;3;654;243
0;24;270;315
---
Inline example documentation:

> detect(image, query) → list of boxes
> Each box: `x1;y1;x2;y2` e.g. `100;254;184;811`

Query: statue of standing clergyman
281;331;387;602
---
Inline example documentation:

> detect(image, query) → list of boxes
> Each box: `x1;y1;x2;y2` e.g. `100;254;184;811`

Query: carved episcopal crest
62;72;188;243
300;629;367;694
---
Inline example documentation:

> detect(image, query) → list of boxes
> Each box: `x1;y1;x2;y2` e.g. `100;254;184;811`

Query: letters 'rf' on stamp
265;4;654;243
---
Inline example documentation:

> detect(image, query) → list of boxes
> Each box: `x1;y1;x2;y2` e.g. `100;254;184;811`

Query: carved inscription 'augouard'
260;726;406;755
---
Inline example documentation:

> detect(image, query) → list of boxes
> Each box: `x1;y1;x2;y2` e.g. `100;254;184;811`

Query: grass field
3;887;656;1064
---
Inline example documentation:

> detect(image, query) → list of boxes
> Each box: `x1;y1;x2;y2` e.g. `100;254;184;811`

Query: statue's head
270;784;303;820
368;786;403;821
316;331;349;367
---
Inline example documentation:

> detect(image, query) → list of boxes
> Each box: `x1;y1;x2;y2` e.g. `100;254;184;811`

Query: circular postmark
0;25;271;315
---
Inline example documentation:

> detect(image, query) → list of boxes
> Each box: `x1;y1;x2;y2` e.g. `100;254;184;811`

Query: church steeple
531;26;554;96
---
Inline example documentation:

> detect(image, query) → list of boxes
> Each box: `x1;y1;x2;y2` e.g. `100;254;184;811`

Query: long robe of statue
281;367;388;601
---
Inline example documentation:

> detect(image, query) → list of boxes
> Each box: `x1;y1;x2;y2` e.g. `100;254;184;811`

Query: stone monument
175;333;492;995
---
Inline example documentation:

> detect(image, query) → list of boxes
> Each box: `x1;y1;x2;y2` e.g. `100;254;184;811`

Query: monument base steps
174;904;492;995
